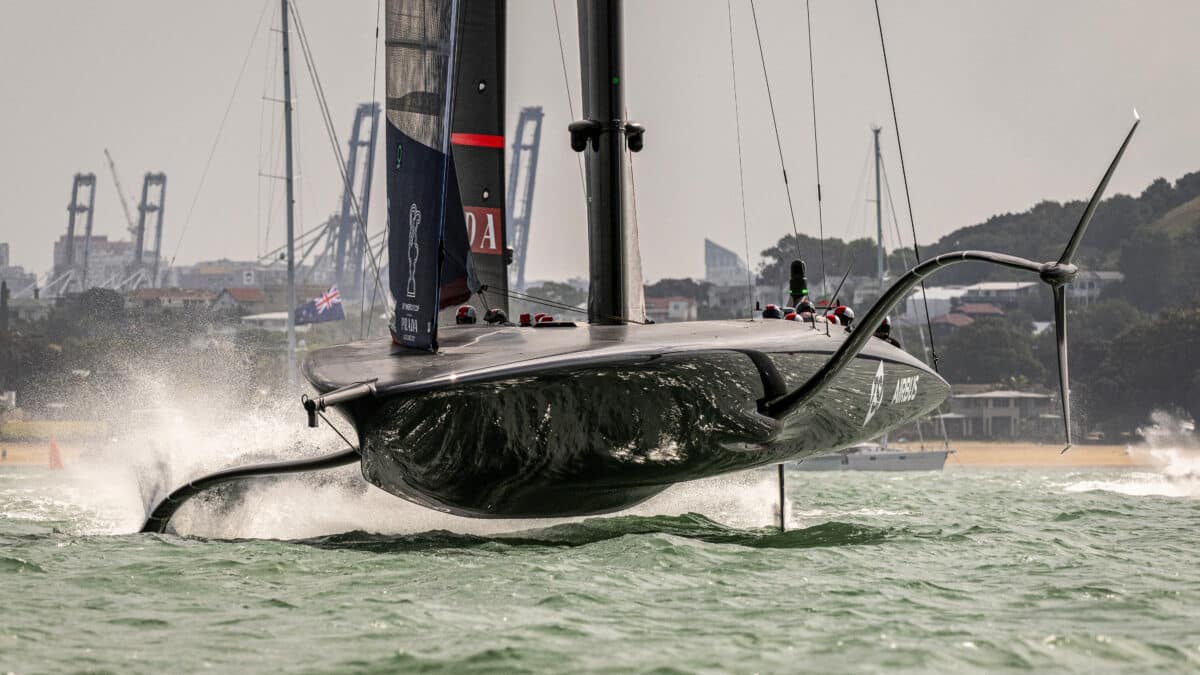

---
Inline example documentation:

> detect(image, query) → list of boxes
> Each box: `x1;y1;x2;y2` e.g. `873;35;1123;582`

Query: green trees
1069;308;1200;435
940;317;1044;386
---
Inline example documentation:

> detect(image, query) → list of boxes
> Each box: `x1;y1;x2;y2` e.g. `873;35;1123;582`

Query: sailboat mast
873;125;883;288
574;0;645;325
281;0;298;384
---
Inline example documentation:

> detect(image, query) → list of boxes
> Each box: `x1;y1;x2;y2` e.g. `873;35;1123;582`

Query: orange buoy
48;438;64;470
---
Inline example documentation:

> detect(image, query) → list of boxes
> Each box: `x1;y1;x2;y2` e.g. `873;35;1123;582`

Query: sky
2;0;1198;284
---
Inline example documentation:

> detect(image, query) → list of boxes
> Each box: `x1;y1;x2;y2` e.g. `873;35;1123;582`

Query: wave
288;512;902;552
1062;411;1200;498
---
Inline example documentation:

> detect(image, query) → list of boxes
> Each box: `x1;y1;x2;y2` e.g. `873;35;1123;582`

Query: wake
1063;412;1200;499
8;369;787;539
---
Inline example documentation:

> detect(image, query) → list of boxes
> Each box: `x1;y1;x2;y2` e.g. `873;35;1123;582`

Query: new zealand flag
294;285;345;325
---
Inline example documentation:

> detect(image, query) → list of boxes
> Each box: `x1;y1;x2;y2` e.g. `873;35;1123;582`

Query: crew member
833;305;855;330
797;300;816;324
874;316;902;348
762;304;784;319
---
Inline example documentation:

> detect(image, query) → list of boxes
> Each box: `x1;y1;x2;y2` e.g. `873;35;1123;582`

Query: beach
892;441;1154;468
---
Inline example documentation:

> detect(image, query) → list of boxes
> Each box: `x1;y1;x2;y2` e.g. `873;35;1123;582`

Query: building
704;239;751;289
125;288;216;312
645;296;698;323
895;286;968;326
7;298;52;322
0;243;36;293
929;311;974;342
169;259;305;291
955;302;1004;318
261;285;330;313
52;234;159;289
938;389;1056;439
927;302;1005;340
1068;270;1123;306
212;287;268;315
240;312;311;333
960;281;1039;309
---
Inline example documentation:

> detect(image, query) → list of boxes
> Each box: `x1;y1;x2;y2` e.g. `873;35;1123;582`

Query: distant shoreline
0;439;1163;470
891;441;1157;469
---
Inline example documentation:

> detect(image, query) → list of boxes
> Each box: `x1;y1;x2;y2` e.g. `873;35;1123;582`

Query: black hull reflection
345;351;946;517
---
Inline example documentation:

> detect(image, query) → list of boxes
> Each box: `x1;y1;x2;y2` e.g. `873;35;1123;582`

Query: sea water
2;408;1199;673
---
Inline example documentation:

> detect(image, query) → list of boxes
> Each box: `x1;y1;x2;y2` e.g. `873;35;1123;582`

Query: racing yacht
141;0;1137;533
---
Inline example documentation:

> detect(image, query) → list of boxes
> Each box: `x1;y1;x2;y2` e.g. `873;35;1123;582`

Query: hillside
1148;193;1200;239
760;170;1200;312
917;171;1200;286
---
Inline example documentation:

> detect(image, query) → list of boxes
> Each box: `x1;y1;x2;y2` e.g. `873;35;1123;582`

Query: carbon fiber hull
304;320;949;517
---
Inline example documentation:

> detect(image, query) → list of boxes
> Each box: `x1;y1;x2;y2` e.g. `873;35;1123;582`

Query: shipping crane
258;103;381;295
506;106;544;291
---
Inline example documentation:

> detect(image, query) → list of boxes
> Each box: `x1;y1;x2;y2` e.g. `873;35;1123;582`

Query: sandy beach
0;441;85;467
892;441;1156;468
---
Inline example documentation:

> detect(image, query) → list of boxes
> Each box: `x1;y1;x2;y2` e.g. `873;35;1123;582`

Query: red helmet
455;305;477;324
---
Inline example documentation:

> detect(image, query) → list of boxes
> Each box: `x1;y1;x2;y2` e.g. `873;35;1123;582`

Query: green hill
1148;193;1200;239
760;170;1200;312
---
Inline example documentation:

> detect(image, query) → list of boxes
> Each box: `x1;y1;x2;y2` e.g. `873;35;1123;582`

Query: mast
572;0;645;325
281;0;298;384
873;125;883;288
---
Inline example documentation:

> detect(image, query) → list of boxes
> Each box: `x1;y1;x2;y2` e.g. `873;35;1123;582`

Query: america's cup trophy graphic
406;203;421;298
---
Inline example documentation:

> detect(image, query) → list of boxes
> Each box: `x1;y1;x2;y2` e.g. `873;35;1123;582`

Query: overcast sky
2;1;1198;283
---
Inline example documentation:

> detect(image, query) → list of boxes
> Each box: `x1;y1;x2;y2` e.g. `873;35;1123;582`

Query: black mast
571;0;645;325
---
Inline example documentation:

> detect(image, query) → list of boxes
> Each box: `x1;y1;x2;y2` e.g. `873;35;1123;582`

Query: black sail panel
449;0;508;313
386;0;462;351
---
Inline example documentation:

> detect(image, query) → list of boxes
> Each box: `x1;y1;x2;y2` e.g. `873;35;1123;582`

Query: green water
2;462;1199;673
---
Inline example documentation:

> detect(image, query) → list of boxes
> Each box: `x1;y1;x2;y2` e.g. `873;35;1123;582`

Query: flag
294;285;345;325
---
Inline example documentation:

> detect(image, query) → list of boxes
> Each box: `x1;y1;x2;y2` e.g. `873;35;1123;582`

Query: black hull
307;321;949;518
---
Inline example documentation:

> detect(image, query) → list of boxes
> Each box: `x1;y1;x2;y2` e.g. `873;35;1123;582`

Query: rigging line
256;4;276;259
317;410;359;453
726;0;755;319
873;0;939;370
263;20;284;258
748;0;802;261
499;289;587;314
167;0;272;273
362;0;383;338
837;137;873;287
294;2;388;339
804;0;827;299
490;286;649;325
363;232;389;337
880;156;910;272
289;1;384;301
551;0;589;204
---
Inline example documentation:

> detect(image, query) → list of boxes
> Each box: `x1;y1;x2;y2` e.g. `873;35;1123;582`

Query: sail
386;0;507;351
386;0;459;350
449;0;508;313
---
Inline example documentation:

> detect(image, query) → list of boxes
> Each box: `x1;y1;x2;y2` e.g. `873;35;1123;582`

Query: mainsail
386;0;507;351
451;1;508;311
